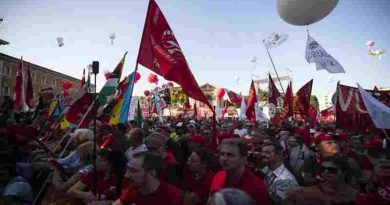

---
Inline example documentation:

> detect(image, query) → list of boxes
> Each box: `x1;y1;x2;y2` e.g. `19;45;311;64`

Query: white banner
154;94;163;124
127;96;139;121
255;103;269;123
240;97;246;120
263;33;288;49
358;84;390;129
306;35;345;73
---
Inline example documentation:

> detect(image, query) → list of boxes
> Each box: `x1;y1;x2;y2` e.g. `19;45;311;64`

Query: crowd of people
0;110;389;205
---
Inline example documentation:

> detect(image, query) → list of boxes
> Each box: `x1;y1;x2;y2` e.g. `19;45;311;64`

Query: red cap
188;134;207;145
314;134;334;145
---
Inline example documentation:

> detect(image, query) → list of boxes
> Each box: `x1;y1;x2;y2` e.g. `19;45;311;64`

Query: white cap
176;122;183;127
189;120;196;124
309;129;316;133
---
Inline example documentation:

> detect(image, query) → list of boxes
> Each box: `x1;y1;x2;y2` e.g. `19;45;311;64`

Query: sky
1;0;389;104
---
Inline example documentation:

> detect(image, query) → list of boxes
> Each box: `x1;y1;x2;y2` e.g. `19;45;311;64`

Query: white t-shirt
234;128;248;137
125;144;148;163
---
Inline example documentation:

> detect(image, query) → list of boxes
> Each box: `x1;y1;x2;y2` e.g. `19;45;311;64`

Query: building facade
0;53;82;104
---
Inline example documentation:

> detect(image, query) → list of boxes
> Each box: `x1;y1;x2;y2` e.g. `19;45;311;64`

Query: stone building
0;52;82;104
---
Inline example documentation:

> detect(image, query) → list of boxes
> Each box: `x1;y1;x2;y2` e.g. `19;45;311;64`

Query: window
3;85;10;96
3;66;10;75
52;78;56;85
42;75;46;84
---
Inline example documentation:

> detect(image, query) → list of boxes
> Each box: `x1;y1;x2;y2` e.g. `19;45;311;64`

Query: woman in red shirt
184;147;215;205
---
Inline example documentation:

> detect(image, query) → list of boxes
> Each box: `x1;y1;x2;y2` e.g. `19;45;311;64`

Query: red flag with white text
137;0;213;111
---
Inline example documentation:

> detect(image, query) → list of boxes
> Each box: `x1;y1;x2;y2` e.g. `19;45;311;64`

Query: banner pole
263;44;285;94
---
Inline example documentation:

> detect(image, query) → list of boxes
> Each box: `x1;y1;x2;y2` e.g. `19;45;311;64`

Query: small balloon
57;37;64;47
109;33;116;45
250;56;257;63
134;72;141;83
366;40;374;48
144;90;150;97
148;73;159;84
216;88;225;99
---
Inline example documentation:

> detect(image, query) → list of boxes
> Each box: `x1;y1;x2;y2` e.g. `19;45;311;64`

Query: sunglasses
320;165;339;174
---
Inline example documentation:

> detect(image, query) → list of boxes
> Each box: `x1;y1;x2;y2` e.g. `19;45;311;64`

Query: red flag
65;91;94;123
79;107;98;128
268;73;281;104
245;80;257;122
137;0;213;111
268;73;281;119
308;105;318;129
26;62;34;108
13;57;23;111
80;69;86;90
295;79;313;116
226;89;242;106
280;81;293;118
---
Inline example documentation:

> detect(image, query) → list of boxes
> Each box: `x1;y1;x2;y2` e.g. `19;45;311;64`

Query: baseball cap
314;134;335;145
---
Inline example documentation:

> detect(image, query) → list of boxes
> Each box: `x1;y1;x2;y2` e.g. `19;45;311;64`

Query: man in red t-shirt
210;138;270;205
112;151;184;205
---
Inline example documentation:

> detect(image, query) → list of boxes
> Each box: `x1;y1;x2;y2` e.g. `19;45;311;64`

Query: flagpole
382;129;390;142
263;44;285;94
123;63;138;124
58;99;96;158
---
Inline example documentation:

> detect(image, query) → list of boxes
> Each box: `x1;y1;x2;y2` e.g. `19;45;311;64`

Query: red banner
336;84;390;131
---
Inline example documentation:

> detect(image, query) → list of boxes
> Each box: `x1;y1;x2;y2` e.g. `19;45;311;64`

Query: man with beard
210;138;269;205
112;152;184;205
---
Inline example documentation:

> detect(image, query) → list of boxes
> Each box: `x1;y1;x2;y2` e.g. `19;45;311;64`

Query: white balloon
109;33;116;45
250;56;257;63
56;37;64;47
277;0;339;26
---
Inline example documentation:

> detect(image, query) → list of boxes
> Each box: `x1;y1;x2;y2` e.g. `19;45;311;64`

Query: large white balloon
277;0;339;26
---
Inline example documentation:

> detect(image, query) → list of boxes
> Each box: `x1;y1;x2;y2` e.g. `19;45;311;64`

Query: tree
310;95;319;110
